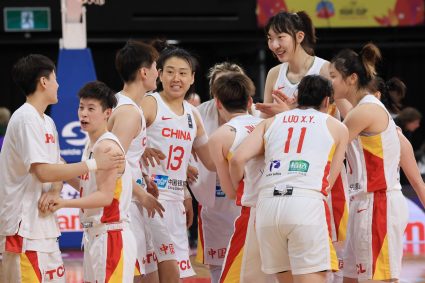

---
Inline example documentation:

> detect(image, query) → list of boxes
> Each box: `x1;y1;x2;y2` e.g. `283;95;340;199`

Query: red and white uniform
0;103;64;283
343;95;408;281
193;100;241;270
219;114;275;283
273;56;327;99
145;92;197;277
256;108;339;275
113;92;159;275
80;132;136;283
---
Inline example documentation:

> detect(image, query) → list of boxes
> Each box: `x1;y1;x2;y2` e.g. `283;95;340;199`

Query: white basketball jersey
226;114;264;207
79;132;132;225
273;56;327;99
146;92;197;201
261;108;334;195
114;92;147;186
350;95;401;193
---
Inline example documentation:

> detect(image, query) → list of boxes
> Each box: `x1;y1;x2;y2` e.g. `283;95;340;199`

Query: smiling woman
255;11;330;118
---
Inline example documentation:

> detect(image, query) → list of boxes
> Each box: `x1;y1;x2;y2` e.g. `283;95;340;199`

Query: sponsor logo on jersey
269;160;281;172
215;185;225;197
152;174;169;189
266;160;282;177
288;160;309;173
161;116;172;120
162;128;192;141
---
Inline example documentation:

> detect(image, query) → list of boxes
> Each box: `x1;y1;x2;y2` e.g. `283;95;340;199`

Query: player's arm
327;117;349;189
343;104;384;142
140;95;158;127
229;118;271;188
209;125;237;199
30;147;124;184
132;179;165;217
398;130;425;208
38;181;63;213
256;65;287;118
192;106;216;171
50;140;121;210
108;105;141;152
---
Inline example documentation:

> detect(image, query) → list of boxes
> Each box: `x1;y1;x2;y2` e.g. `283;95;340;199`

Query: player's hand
38;190;61;214
184;198;194;228
144;175;159;199
48;198;66;213
96;146;125;170
138;190;165;218
272;89;296;105
186;165;198;185
142;147;166;167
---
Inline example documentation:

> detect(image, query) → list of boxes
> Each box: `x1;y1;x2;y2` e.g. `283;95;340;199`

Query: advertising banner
257;0;425;28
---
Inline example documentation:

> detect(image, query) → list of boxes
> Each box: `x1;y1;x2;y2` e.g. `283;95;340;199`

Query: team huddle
1;10;425;283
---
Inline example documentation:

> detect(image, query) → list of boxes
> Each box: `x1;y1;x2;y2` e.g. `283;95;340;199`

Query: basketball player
208;72;276;283
230;75;348;283
191;62;244;283
0;55;123;283
108;40;167;282
50;81;137;282
255;11;330;117
329;43;408;282
141;45;215;279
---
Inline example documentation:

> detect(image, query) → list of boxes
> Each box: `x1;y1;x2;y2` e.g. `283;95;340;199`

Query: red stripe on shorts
372;191;388;276
219;206;250;283
25;251;42;282
105;230;124;282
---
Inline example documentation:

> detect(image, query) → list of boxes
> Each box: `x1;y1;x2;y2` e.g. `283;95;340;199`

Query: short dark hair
78;81;117;110
11;54;56;96
211;72;255;113
115;40;159;83
297;75;333;109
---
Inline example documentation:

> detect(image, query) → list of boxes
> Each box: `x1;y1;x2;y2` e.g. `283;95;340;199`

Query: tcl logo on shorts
45;265;65;280
62;121;87;146
177;259;191;271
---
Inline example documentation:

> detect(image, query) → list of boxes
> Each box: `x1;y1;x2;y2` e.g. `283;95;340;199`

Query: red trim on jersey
25;251;42;282
321;161;331;196
101;199;120;223
219;206;250;283
363;149;387;192
5;234;24;253
235;180;245;206
372;191;388;276
105;230;123;282
331;174;346;241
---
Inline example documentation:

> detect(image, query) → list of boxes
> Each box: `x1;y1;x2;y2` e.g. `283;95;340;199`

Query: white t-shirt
0;103;61;241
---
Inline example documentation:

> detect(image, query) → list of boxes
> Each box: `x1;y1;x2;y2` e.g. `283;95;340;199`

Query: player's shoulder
94;135;122;155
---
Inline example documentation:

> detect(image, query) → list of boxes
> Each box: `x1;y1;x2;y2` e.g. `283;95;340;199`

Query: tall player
230;75;348;283
329;43;408;283
255;11;330;117
108;40;167;283
191;62;244;283
141;45;215;279
208;72;276;283
0;55;123;283
51;81;137;282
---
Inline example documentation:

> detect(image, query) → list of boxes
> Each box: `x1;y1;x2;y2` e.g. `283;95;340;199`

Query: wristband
85;159;98;171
